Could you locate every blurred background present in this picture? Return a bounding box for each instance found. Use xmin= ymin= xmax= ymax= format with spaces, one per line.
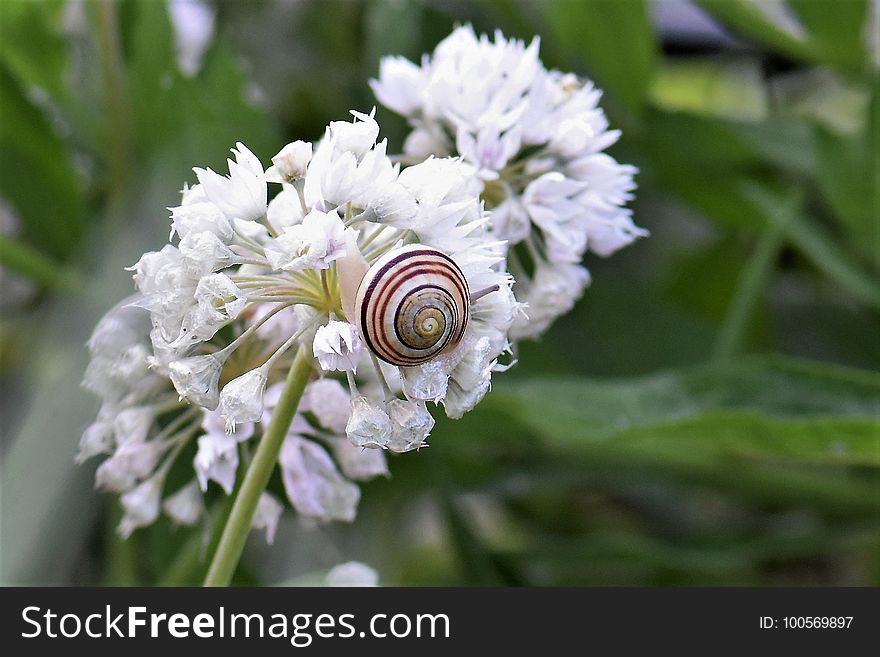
xmin=1 ymin=0 xmax=877 ymax=586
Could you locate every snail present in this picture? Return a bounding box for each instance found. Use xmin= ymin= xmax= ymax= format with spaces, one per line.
xmin=347 ymin=244 xmax=498 ymax=367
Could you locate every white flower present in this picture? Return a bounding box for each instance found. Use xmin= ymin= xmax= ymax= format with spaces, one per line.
xmin=442 ymin=336 xmax=495 ymax=419
xmin=345 ymin=395 xmax=392 ymax=449
xmin=331 ymin=437 xmax=389 ymax=481
xmin=95 ymin=434 xmax=163 ymax=493
xmin=373 ymin=27 xmax=644 ymax=340
xmin=456 ymin=124 xmax=522 ymax=180
xmin=266 ymin=186 xmax=305 ymax=233
xmin=167 ymin=0 xmax=215 ymax=77
xmin=129 ymin=245 xmax=197 ymax=343
xmin=118 ymin=474 xmax=164 ymax=538
xmin=450 ymin=335 xmax=495 ymax=391
xmin=313 ymin=320 xmax=362 ymax=372
xmin=194 ymin=143 xmax=266 ymax=222
xmin=168 ymin=354 xmax=223 ymax=409
xmin=511 ymin=262 xmax=591 ymax=340
xmin=179 ymin=231 xmax=238 ymax=276
xmin=403 ymin=128 xmax=441 ymax=160
xmin=194 ymin=273 xmax=247 ymax=324
xmin=233 ymin=217 xmax=270 ymax=242
xmin=279 ymin=436 xmax=360 ymax=523
xmin=264 ymin=209 xmax=351 ymax=272
xmin=522 ymin=172 xmax=589 ymax=263
xmin=444 ymin=376 xmax=492 ymax=420
xmin=387 ymin=399 xmax=434 ymax=452
xmin=369 ymin=55 xmax=424 ymax=115
xmin=582 ymin=210 xmax=647 ymax=258
xmin=325 ymin=561 xmax=379 ymax=587
xmin=252 ymin=492 xmax=283 ymax=544
xmin=266 ymin=140 xmax=312 ymax=183
xmin=218 ymin=368 xmax=267 ymax=433
xmin=302 ymin=378 xmax=351 ymax=434
xmin=80 ymin=106 xmax=530 ymax=539
xmin=76 ymin=417 xmax=116 ymax=463
xmin=401 ymin=357 xmax=451 ymax=403
xmin=328 ymin=109 xmax=380 ymax=158
xmin=169 ymin=199 xmax=233 ymax=242
xmin=488 ymin=196 xmax=531 ymax=244
xmin=302 ymin=111 xmax=391 ymax=209
xmin=162 ymin=480 xmax=204 ymax=526
xmin=202 ymin=406 xmax=254 ymax=441
xmin=168 ymin=273 xmax=246 ymax=349
xmin=194 ymin=432 xmax=238 ymax=494
xmin=95 ymin=458 xmax=139 ymax=494
xmin=91 ymin=345 xmax=154 ymax=396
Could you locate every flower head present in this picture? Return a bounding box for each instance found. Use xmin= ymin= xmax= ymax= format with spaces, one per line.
xmin=313 ymin=321 xmax=363 ymax=372
xmin=372 ymin=26 xmax=645 ymax=339
xmin=78 ymin=101 xmax=538 ymax=538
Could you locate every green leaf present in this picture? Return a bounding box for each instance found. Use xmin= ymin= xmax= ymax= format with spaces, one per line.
xmin=759 ymin=194 xmax=880 ymax=310
xmin=0 ymin=233 xmax=83 ymax=292
xmin=713 ymin=192 xmax=797 ymax=360
xmin=495 ymin=521 xmax=880 ymax=582
xmin=0 ymin=65 xmax=86 ymax=258
xmin=732 ymin=118 xmax=814 ymax=177
xmin=814 ymin=126 xmax=875 ymax=251
xmin=771 ymin=68 xmax=870 ymax=135
xmin=124 ymin=1 xmax=278 ymax=169
xmin=547 ymin=0 xmax=658 ymax=113
xmin=483 ymin=355 xmax=880 ymax=461
xmin=0 ymin=0 xmax=69 ymax=104
xmin=694 ymin=0 xmax=841 ymax=69
xmin=787 ymin=0 xmax=869 ymax=70
xmin=697 ymin=0 xmax=868 ymax=71
xmin=641 ymin=111 xmax=767 ymax=230
xmin=649 ymin=56 xmax=768 ymax=122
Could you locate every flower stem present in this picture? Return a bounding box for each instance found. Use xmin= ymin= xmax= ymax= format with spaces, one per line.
xmin=713 ymin=186 xmax=797 ymax=361
xmin=202 ymin=347 xmax=313 ymax=586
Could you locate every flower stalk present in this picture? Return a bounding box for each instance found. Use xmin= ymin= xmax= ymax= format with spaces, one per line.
xmin=203 ymin=346 xmax=312 ymax=587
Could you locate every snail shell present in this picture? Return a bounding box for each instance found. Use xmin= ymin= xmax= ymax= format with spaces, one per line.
xmin=354 ymin=245 xmax=470 ymax=366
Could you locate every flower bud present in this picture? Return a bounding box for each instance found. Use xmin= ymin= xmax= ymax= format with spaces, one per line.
xmin=168 ymin=354 xmax=223 ymax=409
xmin=118 ymin=474 xmax=164 ymax=538
xmin=387 ymin=398 xmax=434 ymax=452
xmin=346 ymin=395 xmax=392 ymax=449
xmin=252 ymin=492 xmax=283 ymax=544
xmin=162 ymin=480 xmax=204 ymax=526
xmin=313 ymin=320 xmax=362 ymax=373
xmin=194 ymin=433 xmax=239 ymax=493
xmin=268 ymin=140 xmax=312 ymax=183
xmin=218 ymin=368 xmax=267 ymax=433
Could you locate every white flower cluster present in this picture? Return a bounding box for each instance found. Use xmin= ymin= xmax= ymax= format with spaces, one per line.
xmin=79 ymin=26 xmax=643 ymax=543
xmin=80 ymin=108 xmax=516 ymax=538
xmin=78 ymin=300 xmax=387 ymax=539
xmin=371 ymin=25 xmax=645 ymax=339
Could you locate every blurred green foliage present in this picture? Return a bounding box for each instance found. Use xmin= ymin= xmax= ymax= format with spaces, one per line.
xmin=0 ymin=0 xmax=877 ymax=586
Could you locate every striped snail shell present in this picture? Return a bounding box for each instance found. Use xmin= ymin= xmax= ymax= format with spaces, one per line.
xmin=354 ymin=245 xmax=470 ymax=367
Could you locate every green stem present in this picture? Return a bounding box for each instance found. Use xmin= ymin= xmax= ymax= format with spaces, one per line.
xmin=0 ymin=234 xmax=84 ymax=293
xmin=713 ymin=223 xmax=787 ymax=361
xmin=202 ymin=347 xmax=313 ymax=586
xmin=159 ymin=489 xmax=236 ymax=586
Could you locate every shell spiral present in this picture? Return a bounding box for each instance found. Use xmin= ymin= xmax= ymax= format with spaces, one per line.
xmin=354 ymin=245 xmax=470 ymax=366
